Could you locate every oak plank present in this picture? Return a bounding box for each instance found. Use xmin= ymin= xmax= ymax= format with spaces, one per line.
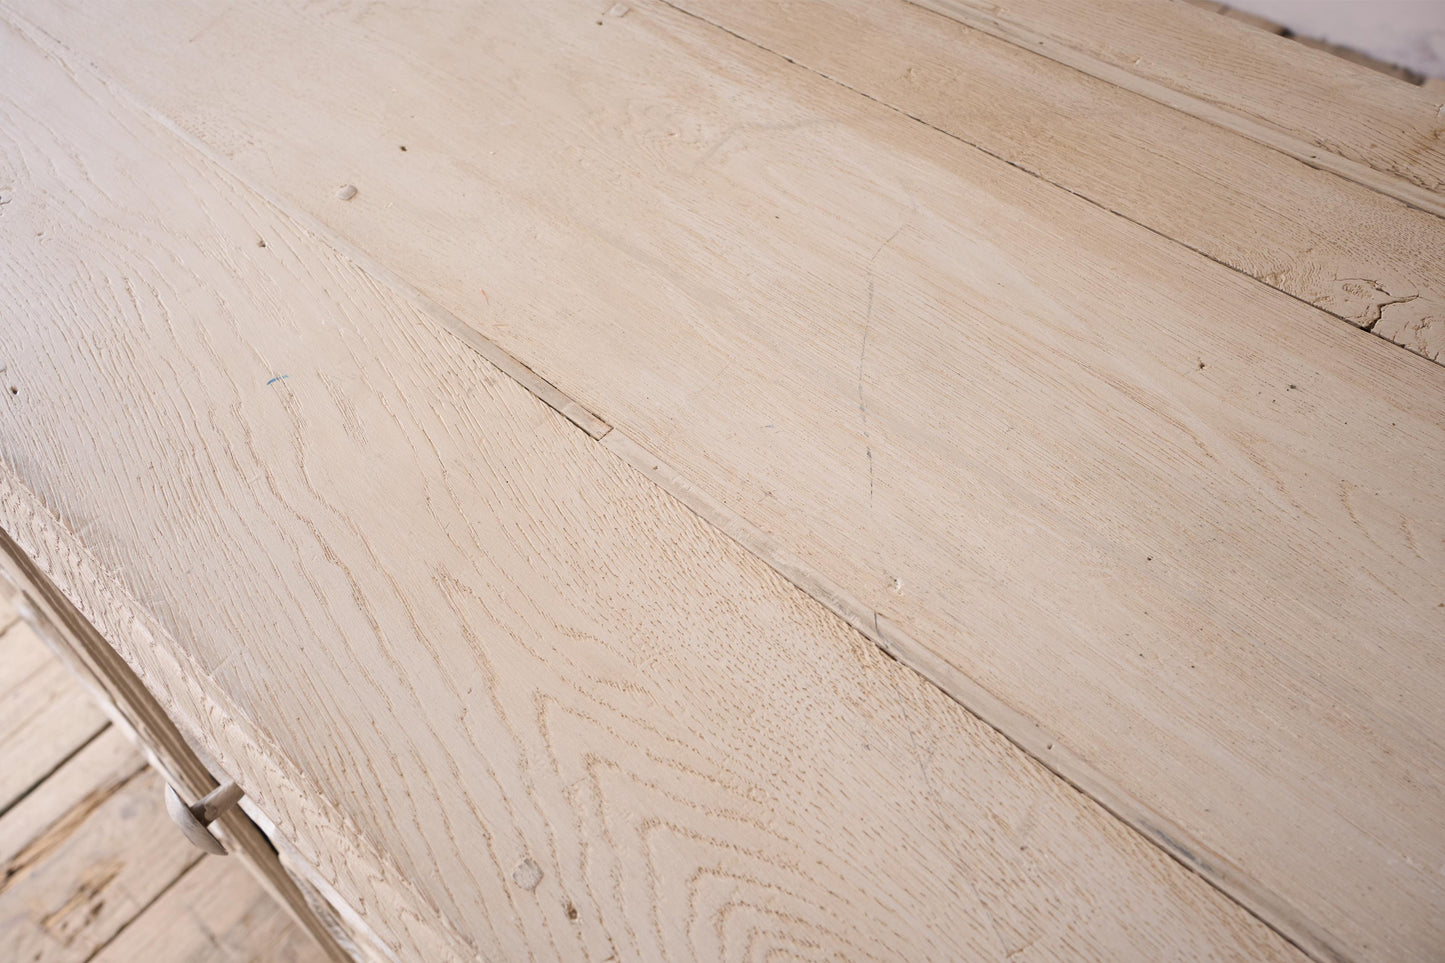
xmin=673 ymin=0 xmax=1445 ymax=363
xmin=7 ymin=2 xmax=1440 ymax=960
xmin=910 ymin=0 xmax=1445 ymax=214
xmin=0 ymin=16 xmax=1305 ymax=963
xmin=91 ymin=856 xmax=328 ymax=963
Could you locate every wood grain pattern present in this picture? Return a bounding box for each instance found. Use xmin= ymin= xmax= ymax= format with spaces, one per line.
xmin=909 ymin=0 xmax=1445 ymax=214
xmin=672 ymin=0 xmax=1445 ymax=363
xmin=8 ymin=2 xmax=1439 ymax=960
xmin=0 ymin=16 xmax=1306 ymax=963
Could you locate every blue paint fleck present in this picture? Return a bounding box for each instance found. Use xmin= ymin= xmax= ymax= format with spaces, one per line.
xmin=265 ymin=375 xmax=289 ymax=386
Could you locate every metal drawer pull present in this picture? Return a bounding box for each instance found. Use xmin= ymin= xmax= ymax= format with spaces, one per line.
xmin=165 ymin=781 xmax=245 ymax=855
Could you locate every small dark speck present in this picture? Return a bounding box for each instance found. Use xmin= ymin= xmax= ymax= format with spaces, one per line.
xmin=595 ymin=19 xmax=603 ymax=24
xmin=1197 ymin=361 xmax=1206 ymax=370
xmin=8 ymin=387 xmax=16 ymax=396
xmin=399 ymin=145 xmax=407 ymax=151
xmin=257 ymin=238 xmax=266 ymax=248
xmin=565 ymin=901 xmax=579 ymax=921
xmin=1287 ymin=384 xmax=1297 ymax=390
xmin=1146 ymin=556 xmax=1152 ymax=561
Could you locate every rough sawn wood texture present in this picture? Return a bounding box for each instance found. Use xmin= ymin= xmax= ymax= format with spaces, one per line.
xmin=0 ymin=1 xmax=1441 ymax=961
xmin=0 ymin=16 xmax=1313 ymax=963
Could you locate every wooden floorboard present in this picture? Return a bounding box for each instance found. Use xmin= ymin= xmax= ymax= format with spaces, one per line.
xmin=5 ymin=3 xmax=1436 ymax=960
xmin=0 ymin=621 xmax=109 ymax=815
xmin=0 ymin=761 xmax=201 ymax=960
xmin=0 ymin=15 xmax=1307 ymax=962
xmin=0 ymin=728 xmax=142 ymax=881
xmin=92 ymin=857 xmax=329 ymax=963
xmin=0 ymin=610 xmax=50 ymax=701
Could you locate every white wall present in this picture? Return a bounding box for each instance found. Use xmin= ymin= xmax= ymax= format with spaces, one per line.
xmin=1230 ymin=0 xmax=1445 ymax=77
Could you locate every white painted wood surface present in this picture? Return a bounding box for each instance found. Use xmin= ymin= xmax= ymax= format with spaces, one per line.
xmin=6 ymin=1 xmax=1439 ymax=959
xmin=0 ymin=15 xmax=1309 ymax=963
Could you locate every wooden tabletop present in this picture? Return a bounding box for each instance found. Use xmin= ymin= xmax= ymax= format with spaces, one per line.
xmin=1 ymin=2 xmax=1441 ymax=961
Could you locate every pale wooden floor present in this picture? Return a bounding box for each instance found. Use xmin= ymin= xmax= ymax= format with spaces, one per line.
xmin=0 ymin=593 xmax=327 ymax=963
